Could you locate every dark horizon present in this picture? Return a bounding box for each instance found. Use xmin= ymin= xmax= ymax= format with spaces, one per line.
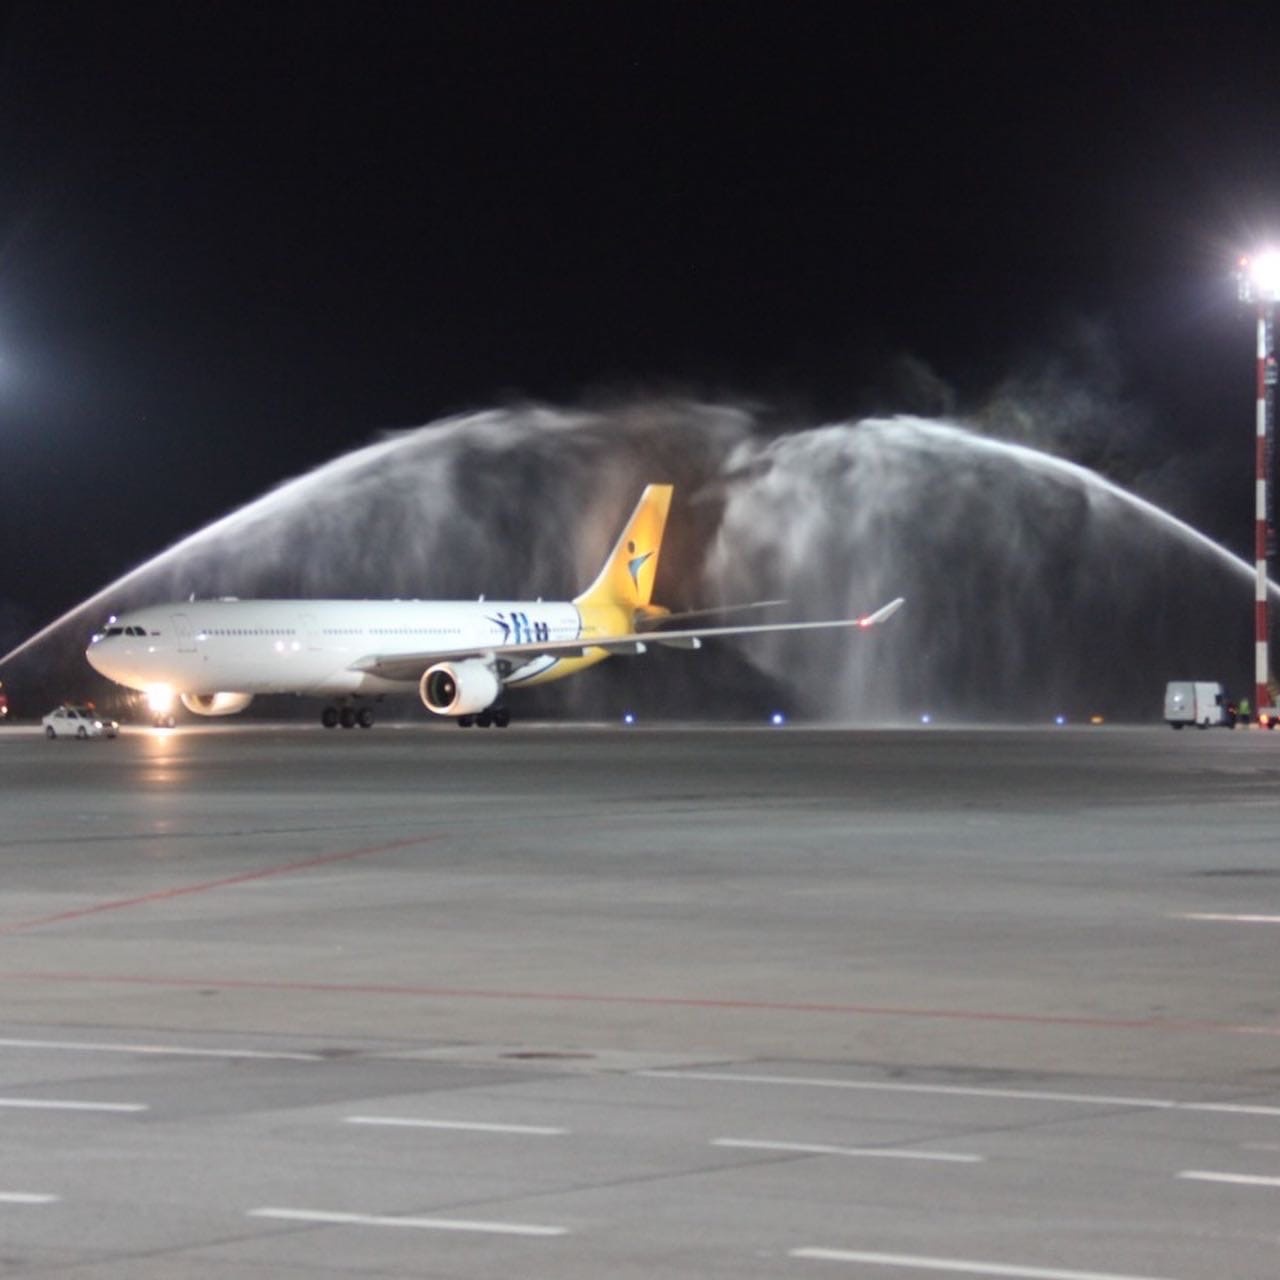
xmin=1 ymin=4 xmax=1278 ymax=677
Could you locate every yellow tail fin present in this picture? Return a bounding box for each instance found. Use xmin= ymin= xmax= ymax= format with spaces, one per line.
xmin=574 ymin=484 xmax=673 ymax=609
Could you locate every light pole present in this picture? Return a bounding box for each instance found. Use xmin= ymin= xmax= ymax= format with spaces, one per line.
xmin=1235 ymin=251 xmax=1280 ymax=719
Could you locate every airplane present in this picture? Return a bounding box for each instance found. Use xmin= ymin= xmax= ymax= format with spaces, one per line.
xmin=85 ymin=484 xmax=903 ymax=729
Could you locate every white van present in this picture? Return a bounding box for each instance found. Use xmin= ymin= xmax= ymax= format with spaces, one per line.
xmin=1164 ymin=681 xmax=1233 ymax=729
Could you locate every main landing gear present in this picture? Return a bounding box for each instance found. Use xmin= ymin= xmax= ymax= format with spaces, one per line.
xmin=321 ymin=704 xmax=375 ymax=729
xmin=457 ymin=707 xmax=511 ymax=728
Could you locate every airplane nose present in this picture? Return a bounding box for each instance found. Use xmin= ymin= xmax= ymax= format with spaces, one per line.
xmin=85 ymin=634 xmax=121 ymax=678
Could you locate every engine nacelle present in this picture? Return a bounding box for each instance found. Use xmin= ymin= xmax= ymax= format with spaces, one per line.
xmin=180 ymin=691 xmax=255 ymax=717
xmin=419 ymin=660 xmax=501 ymax=717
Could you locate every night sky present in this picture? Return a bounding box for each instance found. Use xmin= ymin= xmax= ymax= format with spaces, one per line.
xmin=1 ymin=2 xmax=1278 ymax=650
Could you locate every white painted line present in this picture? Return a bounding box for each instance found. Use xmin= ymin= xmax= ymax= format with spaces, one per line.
xmin=0 ymin=1098 xmax=146 ymax=1113
xmin=790 ymin=1246 xmax=1177 ymax=1279
xmin=1178 ymin=1170 xmax=1280 ymax=1188
xmin=1189 ymin=1101 xmax=1280 ymax=1116
xmin=643 ymin=1070 xmax=1280 ymax=1118
xmin=345 ymin=1116 xmax=566 ymax=1135
xmin=713 ymin=1138 xmax=982 ymax=1163
xmin=249 ymin=1207 xmax=567 ymax=1237
xmin=1175 ymin=913 xmax=1280 ymax=924
xmin=0 ymin=1036 xmax=320 ymax=1061
xmin=0 ymin=1193 xmax=59 ymax=1205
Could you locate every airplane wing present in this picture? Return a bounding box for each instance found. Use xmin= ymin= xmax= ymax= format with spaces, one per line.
xmin=350 ymin=597 xmax=904 ymax=684
xmin=634 ymin=599 xmax=787 ymax=630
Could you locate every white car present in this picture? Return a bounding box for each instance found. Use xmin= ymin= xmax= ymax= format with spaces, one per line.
xmin=42 ymin=705 xmax=119 ymax=740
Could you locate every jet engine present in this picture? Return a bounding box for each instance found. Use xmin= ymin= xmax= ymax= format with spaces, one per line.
xmin=419 ymin=660 xmax=501 ymax=716
xmin=180 ymin=692 xmax=255 ymax=716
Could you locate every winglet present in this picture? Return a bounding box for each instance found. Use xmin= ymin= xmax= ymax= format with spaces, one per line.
xmin=857 ymin=597 xmax=905 ymax=628
xmin=573 ymin=484 xmax=674 ymax=609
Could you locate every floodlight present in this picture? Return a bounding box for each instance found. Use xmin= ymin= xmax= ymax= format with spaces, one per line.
xmin=1237 ymin=251 xmax=1280 ymax=303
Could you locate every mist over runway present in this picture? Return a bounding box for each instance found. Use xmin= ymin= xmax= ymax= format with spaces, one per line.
xmin=2 ymin=723 xmax=1279 ymax=1276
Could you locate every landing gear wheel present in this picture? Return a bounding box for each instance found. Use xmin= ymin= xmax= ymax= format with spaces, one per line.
xmin=356 ymin=707 xmax=374 ymax=729
xmin=457 ymin=715 xmax=474 ymax=727
xmin=493 ymin=708 xmax=510 ymax=728
xmin=339 ymin=706 xmax=356 ymax=729
xmin=321 ymin=706 xmax=339 ymax=729
xmin=476 ymin=711 xmax=493 ymax=728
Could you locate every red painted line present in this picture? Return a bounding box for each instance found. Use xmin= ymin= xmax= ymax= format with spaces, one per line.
xmin=0 ymin=835 xmax=440 ymax=935
xmin=0 ymin=969 xmax=1275 ymax=1038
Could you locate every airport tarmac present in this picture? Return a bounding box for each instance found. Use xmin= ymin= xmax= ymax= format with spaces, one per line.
xmin=1 ymin=722 xmax=1279 ymax=1278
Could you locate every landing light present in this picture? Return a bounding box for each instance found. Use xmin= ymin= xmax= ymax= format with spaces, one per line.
xmin=146 ymin=686 xmax=175 ymax=715
xmin=1054 ymin=714 xmax=1067 ymax=726
xmin=920 ymin=713 xmax=932 ymax=725
xmin=622 ymin=712 xmax=636 ymax=726
xmin=770 ymin=711 xmax=786 ymax=726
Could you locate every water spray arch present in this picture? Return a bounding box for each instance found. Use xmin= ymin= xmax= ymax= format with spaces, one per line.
xmin=2 ymin=403 xmax=1266 ymax=722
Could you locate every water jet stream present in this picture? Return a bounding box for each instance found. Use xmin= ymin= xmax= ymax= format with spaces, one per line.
xmin=2 ymin=405 xmax=1267 ymax=721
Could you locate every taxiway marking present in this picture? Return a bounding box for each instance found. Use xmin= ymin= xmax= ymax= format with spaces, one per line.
xmin=644 ymin=1070 xmax=1280 ymax=1117
xmin=0 ymin=833 xmax=442 ymax=934
xmin=1178 ymin=1170 xmax=1280 ymax=1188
xmin=345 ymin=1116 xmax=566 ymax=1135
xmin=790 ymin=1247 xmax=1177 ymax=1279
xmin=3 ymin=970 xmax=1277 ymax=1038
xmin=0 ymin=1098 xmax=146 ymax=1113
xmin=0 ymin=1036 xmax=320 ymax=1061
xmin=713 ymin=1138 xmax=981 ymax=1163
xmin=0 ymin=1193 xmax=59 ymax=1205
xmin=1175 ymin=913 xmax=1280 ymax=924
xmin=249 ymin=1207 xmax=567 ymax=1237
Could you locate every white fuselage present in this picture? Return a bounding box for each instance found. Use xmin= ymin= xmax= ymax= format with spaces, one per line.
xmin=85 ymin=599 xmax=585 ymax=697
